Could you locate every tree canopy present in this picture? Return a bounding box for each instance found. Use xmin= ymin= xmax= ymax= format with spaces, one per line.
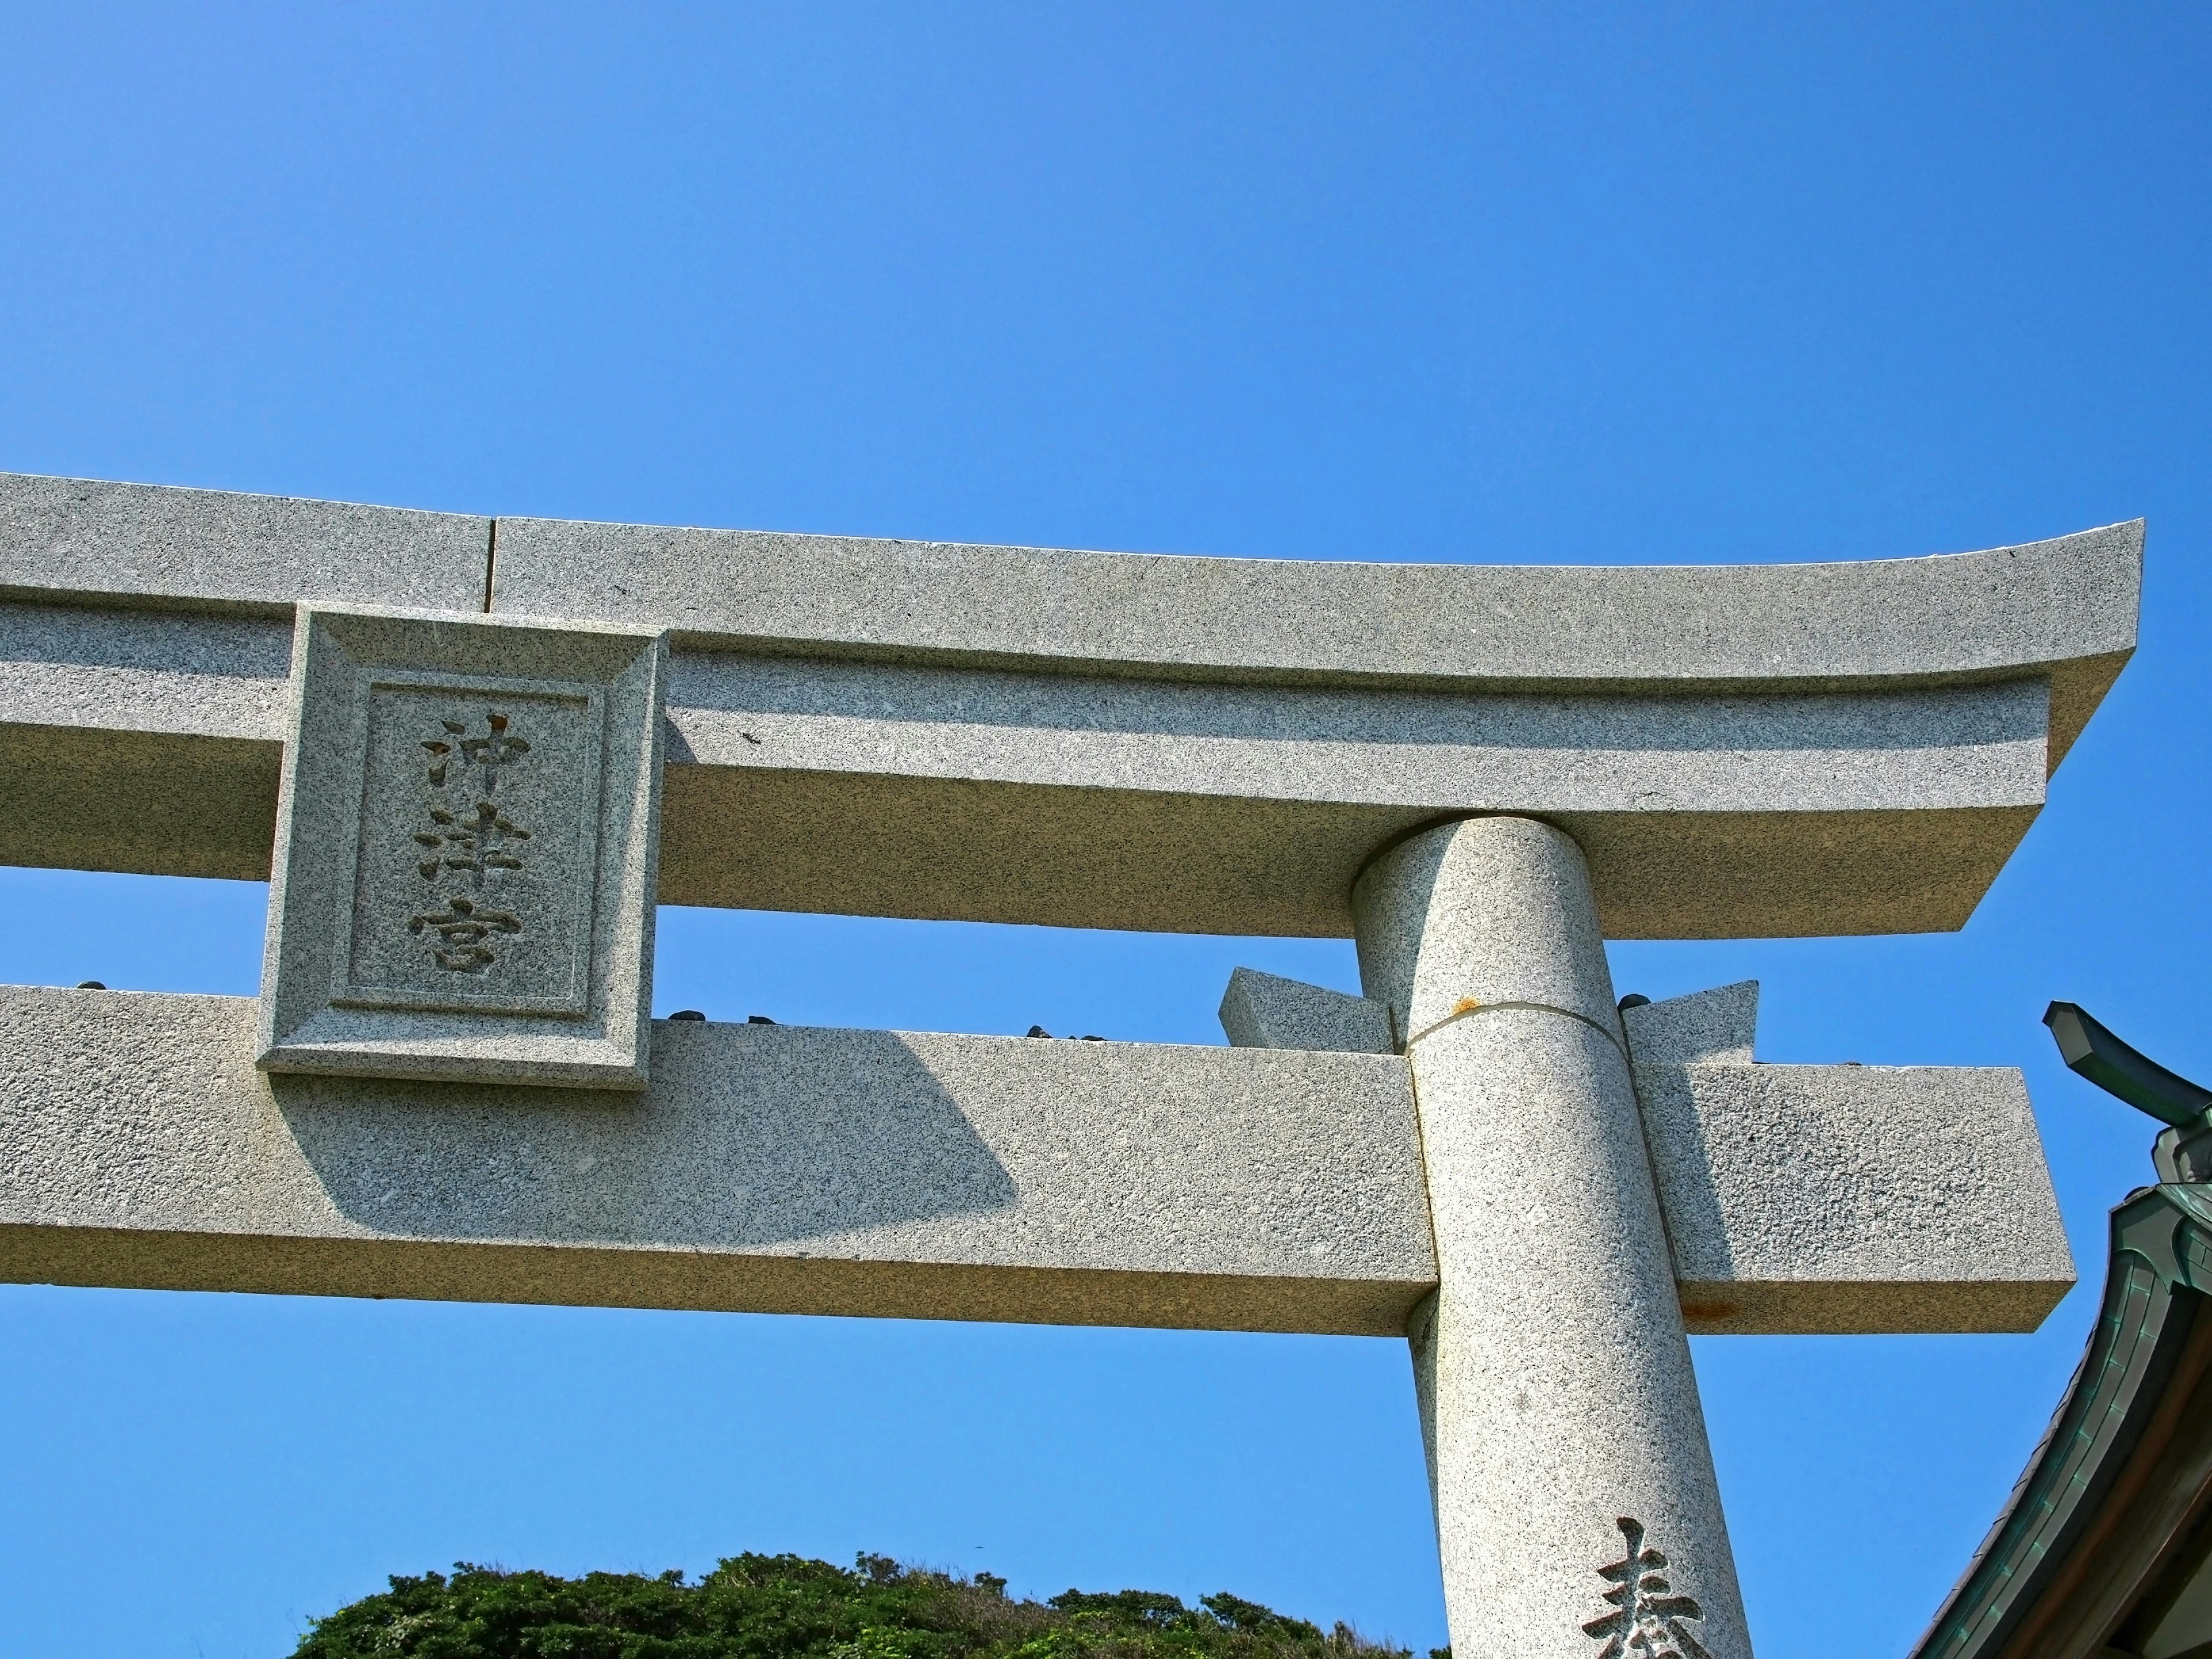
xmin=291 ymin=1551 xmax=1428 ymax=1659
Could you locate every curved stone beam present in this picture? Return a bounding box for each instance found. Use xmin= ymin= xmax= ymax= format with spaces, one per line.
xmin=492 ymin=511 xmax=2139 ymax=768
xmin=0 ymin=472 xmax=2141 ymax=938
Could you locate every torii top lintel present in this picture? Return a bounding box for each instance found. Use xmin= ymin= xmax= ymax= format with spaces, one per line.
xmin=0 ymin=471 xmax=2142 ymax=941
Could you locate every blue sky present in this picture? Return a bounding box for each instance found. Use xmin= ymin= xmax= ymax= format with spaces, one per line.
xmin=1 ymin=5 xmax=2209 ymax=1656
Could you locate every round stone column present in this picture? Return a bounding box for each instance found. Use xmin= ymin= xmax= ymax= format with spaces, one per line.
xmin=1353 ymin=816 xmax=1751 ymax=1659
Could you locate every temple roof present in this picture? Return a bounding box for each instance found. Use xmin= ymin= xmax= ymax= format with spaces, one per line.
xmin=1916 ymin=1020 xmax=2212 ymax=1659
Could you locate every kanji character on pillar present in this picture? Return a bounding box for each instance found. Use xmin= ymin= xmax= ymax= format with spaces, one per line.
xmin=1583 ymin=1517 xmax=1710 ymax=1659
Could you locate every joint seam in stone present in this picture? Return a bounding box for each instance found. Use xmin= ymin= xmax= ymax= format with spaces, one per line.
xmin=1403 ymin=998 xmax=1626 ymax=1060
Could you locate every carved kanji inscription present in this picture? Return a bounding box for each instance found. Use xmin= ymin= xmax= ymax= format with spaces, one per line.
xmin=258 ymin=607 xmax=666 ymax=1090
xmin=1584 ymin=1517 xmax=1711 ymax=1659
xmin=410 ymin=895 xmax=524 ymax=971
xmin=329 ymin=673 xmax=605 ymax=1018
xmin=409 ymin=712 xmax=535 ymax=966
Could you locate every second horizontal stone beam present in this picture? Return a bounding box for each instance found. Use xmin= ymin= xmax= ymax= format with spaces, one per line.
xmin=0 ymin=984 xmax=1435 ymax=1334
xmin=0 ymin=983 xmax=2074 ymax=1336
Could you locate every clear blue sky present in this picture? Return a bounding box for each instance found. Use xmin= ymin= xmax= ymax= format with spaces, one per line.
xmin=1 ymin=5 xmax=2207 ymax=1656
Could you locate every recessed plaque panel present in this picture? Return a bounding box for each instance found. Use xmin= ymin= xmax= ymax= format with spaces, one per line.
xmin=257 ymin=608 xmax=666 ymax=1089
xmin=334 ymin=674 xmax=604 ymax=1017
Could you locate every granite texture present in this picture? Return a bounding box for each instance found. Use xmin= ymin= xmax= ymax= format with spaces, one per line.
xmin=0 ymin=474 xmax=2142 ymax=940
xmin=1355 ymin=817 xmax=1752 ymax=1659
xmin=0 ymin=624 xmax=2054 ymax=935
xmin=1624 ymin=980 xmax=1761 ymax=1065
xmin=491 ymin=513 xmax=2138 ymax=768
xmin=1218 ymin=967 xmax=1395 ymax=1054
xmin=0 ymin=986 xmax=1436 ymax=1335
xmin=258 ymin=608 xmax=666 ymax=1089
xmin=1353 ymin=816 xmax=1628 ymax=1041
xmin=0 ymin=600 xmax=295 ymax=877
xmin=654 ymin=658 xmax=2049 ymax=937
xmin=0 ymin=471 xmax=490 ymax=612
xmin=1638 ymin=1063 xmax=2073 ymax=1335
xmin=1215 ymin=968 xmax=2073 ymax=1337
xmin=0 ymin=971 xmax=2077 ymax=1342
xmin=1623 ymin=980 xmax=2073 ymax=1333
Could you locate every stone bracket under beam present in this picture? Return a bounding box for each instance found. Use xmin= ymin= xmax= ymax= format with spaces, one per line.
xmin=1218 ymin=966 xmax=1395 ymax=1054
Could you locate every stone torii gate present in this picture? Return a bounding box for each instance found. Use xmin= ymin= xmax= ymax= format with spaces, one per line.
xmin=0 ymin=472 xmax=2139 ymax=1658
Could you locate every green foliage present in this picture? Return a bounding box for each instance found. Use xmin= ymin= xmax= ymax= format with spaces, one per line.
xmin=291 ymin=1551 xmax=1415 ymax=1659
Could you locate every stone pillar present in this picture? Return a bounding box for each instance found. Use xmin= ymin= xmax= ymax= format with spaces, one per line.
xmin=1353 ymin=816 xmax=1751 ymax=1659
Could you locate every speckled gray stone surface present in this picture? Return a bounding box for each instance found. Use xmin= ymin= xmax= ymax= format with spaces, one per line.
xmin=1353 ymin=817 xmax=1627 ymax=1041
xmin=0 ymin=471 xmax=489 ymax=612
xmin=257 ymin=609 xmax=666 ymax=1089
xmin=0 ymin=474 xmax=2141 ymax=938
xmin=0 ymin=468 xmax=485 ymax=881
xmin=0 ymin=601 xmax=291 ymax=877
xmin=0 ymin=986 xmax=1435 ymax=1335
xmin=490 ymin=513 xmax=2137 ymax=767
xmin=1218 ymin=967 xmax=1394 ymax=1053
xmin=1624 ymin=981 xmax=1761 ymax=1065
xmin=1357 ymin=817 xmax=1751 ymax=1659
xmin=654 ymin=660 xmax=2050 ymax=937
xmin=0 ymin=973 xmax=2077 ymax=1345
xmin=0 ymin=618 xmax=2059 ymax=936
xmin=1207 ymin=968 xmax=2070 ymax=1335
xmin=1639 ymin=1061 xmax=2073 ymax=1334
xmin=1623 ymin=981 xmax=2073 ymax=1333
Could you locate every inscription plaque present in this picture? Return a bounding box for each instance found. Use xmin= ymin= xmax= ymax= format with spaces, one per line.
xmin=257 ymin=608 xmax=666 ymax=1089
xmin=335 ymin=675 xmax=601 ymax=1016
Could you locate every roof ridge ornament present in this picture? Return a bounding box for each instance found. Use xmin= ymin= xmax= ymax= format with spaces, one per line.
xmin=2045 ymin=1001 xmax=2212 ymax=1185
